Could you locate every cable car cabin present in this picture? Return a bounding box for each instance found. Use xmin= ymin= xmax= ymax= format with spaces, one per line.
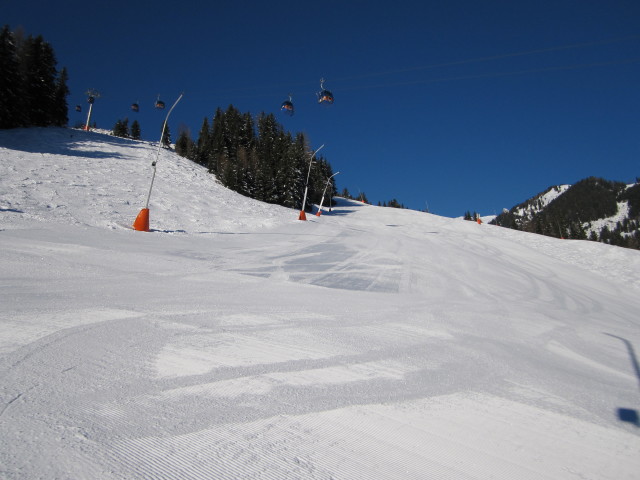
xmin=155 ymin=100 xmax=165 ymax=109
xmin=318 ymin=90 xmax=334 ymax=104
xmin=75 ymin=105 xmax=82 ymax=112
xmin=87 ymin=96 xmax=95 ymax=105
xmin=280 ymin=100 xmax=294 ymax=116
xmin=131 ymin=103 xmax=139 ymax=112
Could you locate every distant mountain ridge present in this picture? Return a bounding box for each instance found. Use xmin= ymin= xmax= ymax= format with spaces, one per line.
xmin=492 ymin=177 xmax=640 ymax=250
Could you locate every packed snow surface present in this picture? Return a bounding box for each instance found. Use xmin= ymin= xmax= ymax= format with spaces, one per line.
xmin=1 ymin=128 xmax=639 ymax=479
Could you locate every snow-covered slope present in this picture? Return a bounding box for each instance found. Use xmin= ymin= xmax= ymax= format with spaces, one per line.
xmin=512 ymin=184 xmax=571 ymax=218
xmin=1 ymin=128 xmax=639 ymax=479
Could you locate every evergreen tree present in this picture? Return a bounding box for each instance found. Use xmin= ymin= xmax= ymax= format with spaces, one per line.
xmin=255 ymin=112 xmax=284 ymax=202
xmin=112 ymin=119 xmax=123 ymax=137
xmin=112 ymin=118 xmax=129 ymax=138
xmin=236 ymin=112 xmax=257 ymax=197
xmin=121 ymin=118 xmax=129 ymax=137
xmin=195 ymin=117 xmax=211 ymax=167
xmin=385 ymin=198 xmax=405 ymax=209
xmin=175 ymin=129 xmax=196 ymax=160
xmin=276 ymin=132 xmax=305 ymax=209
xmin=208 ymin=109 xmax=225 ymax=173
xmin=161 ymin=123 xmax=171 ymax=147
xmin=52 ymin=66 xmax=69 ymax=126
xmin=0 ymin=26 xmax=23 ymax=128
xmin=130 ymin=120 xmax=141 ymax=140
xmin=218 ymin=105 xmax=245 ymax=191
xmin=19 ymin=35 xmax=58 ymax=126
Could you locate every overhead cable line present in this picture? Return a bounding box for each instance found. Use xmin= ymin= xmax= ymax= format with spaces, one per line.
xmin=331 ymin=34 xmax=640 ymax=83
xmin=335 ymin=57 xmax=640 ymax=91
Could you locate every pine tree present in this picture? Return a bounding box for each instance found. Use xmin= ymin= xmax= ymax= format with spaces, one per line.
xmin=19 ymin=35 xmax=58 ymax=126
xmin=52 ymin=66 xmax=69 ymax=126
xmin=235 ymin=112 xmax=257 ymax=196
xmin=208 ymin=109 xmax=225 ymax=173
xmin=218 ymin=105 xmax=244 ymax=190
xmin=255 ymin=112 xmax=283 ymax=202
xmin=161 ymin=123 xmax=171 ymax=147
xmin=175 ymin=129 xmax=196 ymax=160
xmin=130 ymin=120 xmax=141 ymax=140
xmin=195 ymin=117 xmax=211 ymax=167
xmin=112 ymin=118 xmax=129 ymax=138
xmin=112 ymin=119 xmax=122 ymax=137
xmin=0 ymin=26 xmax=23 ymax=128
xmin=275 ymin=132 xmax=304 ymax=208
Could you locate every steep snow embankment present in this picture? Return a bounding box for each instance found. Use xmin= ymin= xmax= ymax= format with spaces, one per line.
xmin=0 ymin=127 xmax=292 ymax=232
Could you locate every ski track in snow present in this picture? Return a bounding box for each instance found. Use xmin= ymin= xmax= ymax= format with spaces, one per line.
xmin=1 ymin=128 xmax=640 ymax=479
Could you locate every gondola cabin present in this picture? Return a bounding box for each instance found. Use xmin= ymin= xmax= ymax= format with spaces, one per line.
xmin=281 ymin=100 xmax=294 ymax=116
xmin=75 ymin=105 xmax=82 ymax=112
xmin=318 ymin=89 xmax=334 ymax=104
xmin=155 ymin=100 xmax=165 ymax=109
xmin=131 ymin=103 xmax=139 ymax=112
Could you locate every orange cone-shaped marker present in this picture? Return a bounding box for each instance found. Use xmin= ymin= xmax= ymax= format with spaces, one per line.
xmin=133 ymin=208 xmax=150 ymax=231
xmin=476 ymin=217 xmax=482 ymax=224
xmin=315 ymin=210 xmax=322 ymax=217
xmin=298 ymin=210 xmax=307 ymax=221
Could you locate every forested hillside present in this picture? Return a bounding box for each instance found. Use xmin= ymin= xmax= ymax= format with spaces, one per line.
xmin=174 ymin=105 xmax=337 ymax=211
xmin=493 ymin=177 xmax=640 ymax=250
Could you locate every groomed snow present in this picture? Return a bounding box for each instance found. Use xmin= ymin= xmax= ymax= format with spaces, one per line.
xmin=1 ymin=128 xmax=639 ymax=479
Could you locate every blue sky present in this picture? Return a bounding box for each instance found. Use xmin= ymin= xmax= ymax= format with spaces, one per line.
xmin=4 ymin=0 xmax=639 ymax=217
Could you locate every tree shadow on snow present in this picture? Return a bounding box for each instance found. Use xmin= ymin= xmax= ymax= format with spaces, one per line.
xmin=0 ymin=127 xmax=144 ymax=160
xmin=320 ymin=208 xmax=351 ymax=216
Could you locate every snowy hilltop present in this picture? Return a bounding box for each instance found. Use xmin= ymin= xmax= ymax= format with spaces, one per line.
xmin=495 ymin=179 xmax=640 ymax=248
xmin=1 ymin=127 xmax=639 ymax=479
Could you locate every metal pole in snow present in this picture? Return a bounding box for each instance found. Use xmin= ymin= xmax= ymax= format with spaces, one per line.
xmin=84 ymin=102 xmax=93 ymax=131
xmin=84 ymin=90 xmax=100 ymax=131
xmin=316 ymin=171 xmax=340 ymax=216
xmin=144 ymin=93 xmax=183 ymax=210
xmin=299 ymin=144 xmax=324 ymax=219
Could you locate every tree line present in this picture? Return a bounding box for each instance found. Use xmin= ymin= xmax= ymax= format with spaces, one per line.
xmin=112 ymin=118 xmax=173 ymax=148
xmin=174 ymin=105 xmax=337 ymax=211
xmin=112 ymin=118 xmax=142 ymax=140
xmin=0 ymin=25 xmax=69 ymax=129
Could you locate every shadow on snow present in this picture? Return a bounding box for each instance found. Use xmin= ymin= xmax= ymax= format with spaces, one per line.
xmin=605 ymin=333 xmax=640 ymax=427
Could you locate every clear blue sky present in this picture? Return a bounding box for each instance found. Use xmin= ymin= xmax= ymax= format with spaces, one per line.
xmin=4 ymin=0 xmax=639 ymax=217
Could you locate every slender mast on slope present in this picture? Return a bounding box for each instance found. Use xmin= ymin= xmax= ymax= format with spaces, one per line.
xmin=298 ymin=144 xmax=325 ymax=221
xmin=316 ymin=171 xmax=340 ymax=216
xmin=133 ymin=93 xmax=183 ymax=232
